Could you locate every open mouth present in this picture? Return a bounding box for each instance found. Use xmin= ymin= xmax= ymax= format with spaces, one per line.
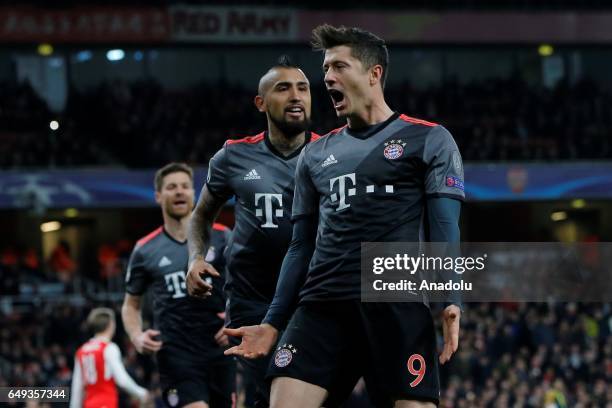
xmin=173 ymin=200 xmax=187 ymax=207
xmin=285 ymin=106 xmax=305 ymax=118
xmin=328 ymin=89 xmax=345 ymax=109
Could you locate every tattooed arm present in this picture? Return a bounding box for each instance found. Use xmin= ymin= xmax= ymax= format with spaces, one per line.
xmin=186 ymin=184 xmax=226 ymax=298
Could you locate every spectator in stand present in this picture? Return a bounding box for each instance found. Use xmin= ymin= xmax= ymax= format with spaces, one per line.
xmin=2 ymin=77 xmax=612 ymax=169
xmin=0 ymin=293 xmax=609 ymax=407
xmin=48 ymin=241 xmax=77 ymax=284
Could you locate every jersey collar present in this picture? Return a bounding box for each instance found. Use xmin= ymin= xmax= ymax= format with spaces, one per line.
xmin=344 ymin=112 xmax=400 ymax=140
xmin=264 ymin=131 xmax=312 ymax=161
xmin=163 ymin=226 xmax=187 ymax=245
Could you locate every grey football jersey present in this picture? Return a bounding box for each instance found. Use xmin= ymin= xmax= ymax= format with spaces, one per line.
xmin=292 ymin=113 xmax=465 ymax=302
xmin=125 ymin=225 xmax=229 ymax=357
xmin=206 ymin=131 xmax=321 ymax=304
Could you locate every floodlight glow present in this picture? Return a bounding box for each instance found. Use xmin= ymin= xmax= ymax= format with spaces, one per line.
xmin=76 ymin=50 xmax=93 ymax=62
xmin=551 ymin=211 xmax=567 ymax=222
xmin=38 ymin=43 xmax=53 ymax=56
xmin=41 ymin=221 xmax=61 ymax=233
xmin=538 ymin=44 xmax=554 ymax=57
xmin=106 ymin=49 xmax=125 ymax=61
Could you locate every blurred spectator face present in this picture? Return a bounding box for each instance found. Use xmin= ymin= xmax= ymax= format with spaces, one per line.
xmin=256 ymin=67 xmax=312 ymax=138
xmin=323 ymin=45 xmax=379 ymax=119
xmin=155 ymin=171 xmax=195 ymax=220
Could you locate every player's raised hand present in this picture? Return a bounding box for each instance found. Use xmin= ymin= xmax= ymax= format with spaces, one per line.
xmin=134 ymin=329 xmax=163 ymax=354
xmin=223 ymin=323 xmax=278 ymax=359
xmin=186 ymin=257 xmax=219 ymax=298
xmin=439 ymin=304 xmax=461 ymax=365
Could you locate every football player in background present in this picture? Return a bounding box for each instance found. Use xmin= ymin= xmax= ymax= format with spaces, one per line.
xmin=70 ymin=307 xmax=150 ymax=408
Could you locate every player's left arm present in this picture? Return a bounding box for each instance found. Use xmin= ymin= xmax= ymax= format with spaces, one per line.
xmin=105 ymin=343 xmax=149 ymax=402
xmin=223 ymin=217 xmax=317 ymax=358
xmin=423 ymin=125 xmax=465 ymax=364
xmin=427 ymin=197 xmax=462 ymax=364
xmin=69 ymin=358 xmax=83 ymax=408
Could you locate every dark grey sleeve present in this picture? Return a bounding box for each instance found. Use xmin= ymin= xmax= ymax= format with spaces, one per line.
xmin=427 ymin=197 xmax=462 ymax=309
xmin=205 ymin=144 xmax=233 ymax=201
xmin=423 ymin=126 xmax=465 ymax=201
xmin=291 ymin=148 xmax=318 ymax=220
xmin=124 ymin=247 xmax=150 ymax=295
xmin=262 ymin=215 xmax=317 ymax=330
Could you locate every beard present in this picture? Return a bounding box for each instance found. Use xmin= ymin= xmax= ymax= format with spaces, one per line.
xmin=269 ymin=112 xmax=311 ymax=138
xmin=164 ymin=200 xmax=193 ymax=221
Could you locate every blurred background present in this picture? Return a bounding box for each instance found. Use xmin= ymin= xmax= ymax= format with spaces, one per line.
xmin=0 ymin=1 xmax=611 ymax=407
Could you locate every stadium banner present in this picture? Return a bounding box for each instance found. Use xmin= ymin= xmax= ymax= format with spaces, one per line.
xmin=2 ymin=7 xmax=612 ymax=44
xmin=464 ymin=162 xmax=612 ymax=201
xmin=169 ymin=6 xmax=297 ymax=43
xmin=1 ymin=162 xmax=611 ymax=208
xmin=0 ymin=7 xmax=170 ymax=43
xmin=298 ymin=11 xmax=612 ymax=44
xmin=0 ymin=168 xmax=207 ymax=209
xmin=361 ymin=242 xmax=612 ymax=303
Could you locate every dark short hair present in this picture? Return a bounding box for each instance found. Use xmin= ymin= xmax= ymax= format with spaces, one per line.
xmin=274 ymin=54 xmax=298 ymax=69
xmin=258 ymin=55 xmax=305 ymax=95
xmin=154 ymin=162 xmax=194 ymax=192
xmin=86 ymin=307 xmax=115 ymax=334
xmin=311 ymin=24 xmax=389 ymax=88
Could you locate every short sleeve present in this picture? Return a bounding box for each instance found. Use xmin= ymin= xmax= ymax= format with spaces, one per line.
xmin=291 ymin=148 xmax=318 ymax=220
xmin=205 ymin=144 xmax=233 ymax=201
xmin=124 ymin=247 xmax=150 ymax=295
xmin=423 ymin=126 xmax=465 ymax=201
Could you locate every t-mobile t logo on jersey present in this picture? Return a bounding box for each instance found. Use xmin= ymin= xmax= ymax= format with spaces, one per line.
xmin=329 ymin=173 xmax=356 ymax=211
xmin=164 ymin=271 xmax=187 ymax=299
xmin=255 ymin=193 xmax=283 ymax=228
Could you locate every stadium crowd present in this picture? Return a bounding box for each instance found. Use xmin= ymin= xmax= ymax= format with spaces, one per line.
xmin=1 ymin=301 xmax=610 ymax=407
xmin=1 ymin=251 xmax=610 ymax=407
xmin=1 ymin=76 xmax=611 ymax=169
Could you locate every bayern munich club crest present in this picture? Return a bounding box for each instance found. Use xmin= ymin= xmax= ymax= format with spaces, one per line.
xmin=383 ymin=139 xmax=407 ymax=160
xmin=274 ymin=344 xmax=297 ymax=368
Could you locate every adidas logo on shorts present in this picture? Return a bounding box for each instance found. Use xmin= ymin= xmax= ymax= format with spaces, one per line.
xmin=321 ymin=154 xmax=338 ymax=167
xmin=244 ymin=169 xmax=261 ymax=180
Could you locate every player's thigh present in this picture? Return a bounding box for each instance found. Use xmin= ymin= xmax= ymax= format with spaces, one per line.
xmin=270 ymin=377 xmax=327 ymax=408
xmin=208 ymin=358 xmax=237 ymax=408
xmin=162 ymin=378 xmax=211 ymax=408
xmin=360 ymin=302 xmax=440 ymax=407
xmin=267 ymin=302 xmax=362 ymax=407
xmin=159 ymin=358 xmax=213 ymax=408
